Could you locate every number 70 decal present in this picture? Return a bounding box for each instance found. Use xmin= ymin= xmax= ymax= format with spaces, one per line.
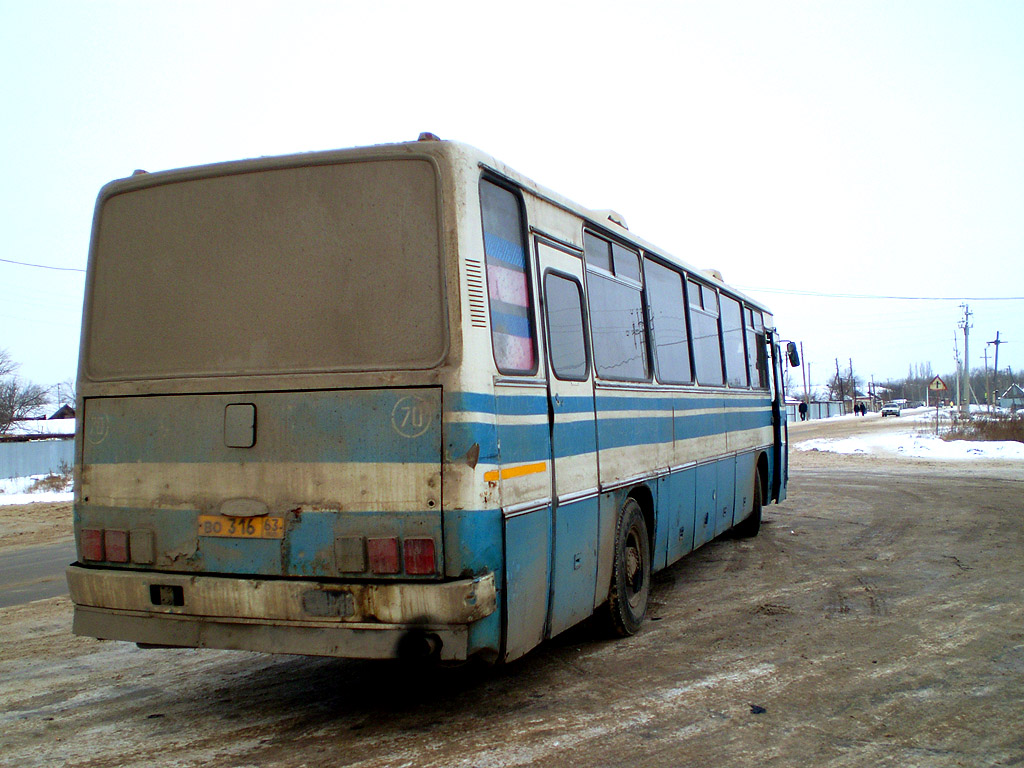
xmin=391 ymin=396 xmax=434 ymax=438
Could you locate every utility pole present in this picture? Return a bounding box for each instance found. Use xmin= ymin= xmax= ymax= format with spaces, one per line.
xmin=959 ymin=304 xmax=972 ymax=416
xmin=800 ymin=342 xmax=808 ymax=403
xmin=849 ymin=357 xmax=856 ymax=412
xmin=983 ymin=347 xmax=991 ymax=411
xmin=835 ymin=358 xmax=845 ymax=412
xmin=953 ymin=332 xmax=961 ymax=408
xmin=989 ymin=331 xmax=1004 ymax=402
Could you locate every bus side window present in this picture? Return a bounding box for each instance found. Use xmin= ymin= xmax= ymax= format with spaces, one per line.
xmin=480 ymin=179 xmax=537 ymax=375
xmin=746 ymin=307 xmax=768 ymax=388
xmin=612 ymin=243 xmax=641 ymax=282
xmin=644 ymin=258 xmax=692 ymax=384
xmin=588 ymin=273 xmax=648 ymax=381
xmin=720 ymin=294 xmax=748 ymax=387
xmin=585 ymin=231 xmax=647 ymax=382
xmin=544 ymin=272 xmax=589 ymax=381
xmin=688 ymin=280 xmax=724 ymax=386
xmin=584 ymin=231 xmax=612 ymax=272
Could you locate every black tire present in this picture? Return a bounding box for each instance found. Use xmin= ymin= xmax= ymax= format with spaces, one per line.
xmin=602 ymin=498 xmax=651 ymax=637
xmin=733 ymin=470 xmax=762 ymax=539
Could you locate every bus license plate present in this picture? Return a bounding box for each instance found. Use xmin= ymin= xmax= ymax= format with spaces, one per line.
xmin=198 ymin=515 xmax=285 ymax=539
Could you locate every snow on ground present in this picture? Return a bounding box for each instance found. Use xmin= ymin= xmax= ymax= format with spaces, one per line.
xmin=796 ymin=407 xmax=1024 ymax=461
xmin=797 ymin=432 xmax=1024 ymax=460
xmin=0 ymin=475 xmax=73 ymax=506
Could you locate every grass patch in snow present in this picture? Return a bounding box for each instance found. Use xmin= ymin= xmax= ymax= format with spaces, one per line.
xmin=944 ymin=413 xmax=1024 ymax=444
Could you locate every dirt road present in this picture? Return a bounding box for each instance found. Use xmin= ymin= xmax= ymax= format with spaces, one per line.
xmin=1 ymin=418 xmax=1022 ymax=767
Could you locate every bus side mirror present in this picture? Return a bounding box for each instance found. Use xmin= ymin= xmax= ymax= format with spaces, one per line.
xmin=787 ymin=341 xmax=800 ymax=367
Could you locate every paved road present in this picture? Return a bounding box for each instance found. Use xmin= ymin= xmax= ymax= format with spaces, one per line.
xmin=0 ymin=541 xmax=75 ymax=608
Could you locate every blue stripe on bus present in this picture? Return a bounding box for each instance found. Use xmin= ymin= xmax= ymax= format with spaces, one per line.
xmin=450 ymin=391 xmax=769 ymax=417
xmin=494 ymin=422 xmax=552 ymax=463
xmin=446 ymin=420 xmax=500 ymax=461
xmin=597 ymin=411 xmax=770 ymax=451
xmin=552 ymin=419 xmax=598 ymax=455
xmin=461 ymin=410 xmax=769 ymax=463
xmin=447 ymin=391 xmax=547 ymax=416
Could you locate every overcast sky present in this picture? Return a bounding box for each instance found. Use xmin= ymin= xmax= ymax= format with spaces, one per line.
xmin=2 ymin=0 xmax=1021 ymax=396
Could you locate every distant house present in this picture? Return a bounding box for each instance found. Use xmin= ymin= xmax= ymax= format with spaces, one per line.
xmin=50 ymin=404 xmax=76 ymax=420
xmin=999 ymin=383 xmax=1024 ymax=412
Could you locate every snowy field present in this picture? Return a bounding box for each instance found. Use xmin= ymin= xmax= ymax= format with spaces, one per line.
xmin=795 ymin=407 xmax=1024 ymax=461
xmin=0 ymin=475 xmax=73 ymax=506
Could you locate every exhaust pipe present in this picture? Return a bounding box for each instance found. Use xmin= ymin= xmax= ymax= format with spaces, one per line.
xmin=397 ymin=630 xmax=442 ymax=661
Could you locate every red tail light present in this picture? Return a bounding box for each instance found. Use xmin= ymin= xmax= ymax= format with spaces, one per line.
xmin=104 ymin=530 xmax=129 ymax=562
xmin=367 ymin=537 xmax=400 ymax=574
xmin=82 ymin=529 xmax=105 ymax=561
xmin=404 ymin=538 xmax=436 ymax=575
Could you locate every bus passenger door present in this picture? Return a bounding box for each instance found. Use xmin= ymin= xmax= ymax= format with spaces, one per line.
xmin=534 ymin=239 xmax=601 ymax=638
xmin=768 ymin=334 xmax=788 ymax=502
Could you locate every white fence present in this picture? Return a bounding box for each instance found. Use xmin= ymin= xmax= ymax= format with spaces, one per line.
xmin=0 ymin=439 xmax=75 ymax=480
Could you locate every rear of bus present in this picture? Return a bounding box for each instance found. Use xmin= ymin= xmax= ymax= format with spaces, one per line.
xmin=67 ymin=142 xmax=498 ymax=662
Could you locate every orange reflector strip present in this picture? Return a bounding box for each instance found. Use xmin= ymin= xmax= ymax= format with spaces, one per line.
xmin=483 ymin=461 xmax=547 ymax=482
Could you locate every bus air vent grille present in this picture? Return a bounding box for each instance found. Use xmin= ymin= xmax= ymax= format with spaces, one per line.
xmin=465 ymin=258 xmax=488 ymax=328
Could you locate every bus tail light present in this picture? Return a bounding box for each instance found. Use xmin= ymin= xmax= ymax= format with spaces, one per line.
xmin=104 ymin=530 xmax=129 ymax=562
xmin=81 ymin=529 xmax=105 ymax=561
xmin=404 ymin=538 xmax=436 ymax=575
xmin=367 ymin=538 xmax=400 ymax=574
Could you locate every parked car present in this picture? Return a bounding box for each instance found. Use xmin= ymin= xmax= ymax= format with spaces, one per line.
xmin=881 ymin=402 xmax=901 ymax=417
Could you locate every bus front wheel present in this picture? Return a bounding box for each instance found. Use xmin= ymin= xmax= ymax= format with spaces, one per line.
xmin=603 ymin=498 xmax=651 ymax=637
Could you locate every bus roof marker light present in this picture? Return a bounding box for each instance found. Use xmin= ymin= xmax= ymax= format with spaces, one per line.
xmin=418 ymin=132 xmax=441 ymax=141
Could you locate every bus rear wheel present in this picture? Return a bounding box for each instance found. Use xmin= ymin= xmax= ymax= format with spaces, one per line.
xmin=733 ymin=469 xmax=763 ymax=539
xmin=602 ymin=498 xmax=651 ymax=637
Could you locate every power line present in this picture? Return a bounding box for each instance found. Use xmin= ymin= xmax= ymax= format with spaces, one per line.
xmin=0 ymin=257 xmax=85 ymax=273
xmin=737 ymin=286 xmax=1024 ymax=301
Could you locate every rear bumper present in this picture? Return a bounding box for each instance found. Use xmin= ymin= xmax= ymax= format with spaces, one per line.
xmin=67 ymin=565 xmax=496 ymax=661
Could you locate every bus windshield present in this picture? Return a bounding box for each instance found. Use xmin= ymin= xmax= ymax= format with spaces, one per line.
xmin=84 ymin=158 xmax=446 ymax=380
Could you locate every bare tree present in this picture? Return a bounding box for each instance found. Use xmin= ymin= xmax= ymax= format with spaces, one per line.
xmin=0 ymin=348 xmax=50 ymax=434
xmin=783 ymin=369 xmax=796 ymax=396
xmin=56 ymin=378 xmax=76 ymax=407
xmin=0 ymin=348 xmax=14 ymax=380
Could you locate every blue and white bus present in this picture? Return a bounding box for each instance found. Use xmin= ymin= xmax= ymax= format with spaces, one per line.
xmin=68 ymin=136 xmax=797 ymax=664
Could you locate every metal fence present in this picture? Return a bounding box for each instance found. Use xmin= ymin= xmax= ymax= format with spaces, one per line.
xmin=0 ymin=438 xmax=75 ymax=480
xmin=787 ymin=401 xmax=845 ymax=422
